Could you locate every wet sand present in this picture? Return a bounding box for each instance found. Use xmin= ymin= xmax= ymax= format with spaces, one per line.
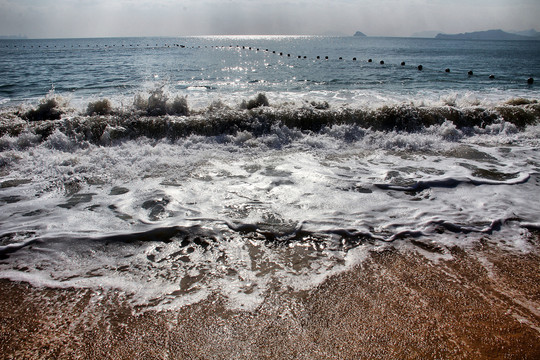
xmin=1 ymin=237 xmax=539 ymax=359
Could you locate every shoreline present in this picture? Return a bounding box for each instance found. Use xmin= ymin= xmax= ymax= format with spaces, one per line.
xmin=1 ymin=237 xmax=539 ymax=359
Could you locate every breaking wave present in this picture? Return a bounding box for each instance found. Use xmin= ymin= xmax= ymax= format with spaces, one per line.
xmin=1 ymin=93 xmax=539 ymax=149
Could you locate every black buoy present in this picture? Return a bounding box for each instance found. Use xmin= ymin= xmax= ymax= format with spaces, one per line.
xmin=528 ymin=77 xmax=534 ymax=84
xmin=317 ymin=56 xmax=320 ymax=59
xmin=468 ymin=70 xmax=474 ymax=76
xmin=401 ymin=61 xmax=405 ymax=66
xmin=339 ymin=57 xmax=343 ymax=60
xmin=325 ymin=56 xmax=329 ymax=60
xmin=368 ymin=59 xmax=372 ymax=63
xmin=353 ymin=57 xmax=357 ymax=61
xmin=304 ymin=56 xmax=307 ymax=59
xmin=489 ymin=74 xmax=495 ymax=79
xmin=445 ymin=68 xmax=450 ymax=73
xmin=298 ymin=55 xmax=301 ymax=59
xmin=418 ymin=65 xmax=423 ymax=71
xmin=380 ymin=60 xmax=384 ymax=65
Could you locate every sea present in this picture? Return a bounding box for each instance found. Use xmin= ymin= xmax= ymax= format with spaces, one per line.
xmin=0 ymin=36 xmax=539 ymax=310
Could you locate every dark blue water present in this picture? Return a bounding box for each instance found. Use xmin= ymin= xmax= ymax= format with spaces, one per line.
xmin=1 ymin=36 xmax=539 ymax=108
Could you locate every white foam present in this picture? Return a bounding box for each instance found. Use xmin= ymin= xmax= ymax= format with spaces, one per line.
xmin=0 ymin=113 xmax=539 ymax=309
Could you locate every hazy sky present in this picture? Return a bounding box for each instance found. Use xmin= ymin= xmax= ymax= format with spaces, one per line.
xmin=1 ymin=0 xmax=539 ymax=38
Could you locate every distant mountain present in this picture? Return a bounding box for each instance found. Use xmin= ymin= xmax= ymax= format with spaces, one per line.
xmin=353 ymin=31 xmax=367 ymax=37
xmin=435 ymin=29 xmax=538 ymax=41
xmin=510 ymin=29 xmax=540 ymax=38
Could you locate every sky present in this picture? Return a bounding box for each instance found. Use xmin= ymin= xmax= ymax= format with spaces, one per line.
xmin=0 ymin=0 xmax=539 ymax=38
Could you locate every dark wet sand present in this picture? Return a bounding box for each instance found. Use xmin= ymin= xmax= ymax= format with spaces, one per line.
xmin=1 ymin=237 xmax=539 ymax=359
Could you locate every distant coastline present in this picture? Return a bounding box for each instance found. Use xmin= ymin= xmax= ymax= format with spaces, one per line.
xmin=435 ymin=29 xmax=539 ymax=41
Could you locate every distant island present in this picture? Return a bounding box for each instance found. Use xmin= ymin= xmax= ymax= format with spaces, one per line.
xmin=435 ymin=29 xmax=539 ymax=41
xmin=353 ymin=31 xmax=367 ymax=37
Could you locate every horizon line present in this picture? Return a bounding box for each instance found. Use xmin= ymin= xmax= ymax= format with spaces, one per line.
xmin=2 ymin=29 xmax=538 ymax=41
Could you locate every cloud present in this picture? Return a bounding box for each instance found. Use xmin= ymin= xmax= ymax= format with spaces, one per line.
xmin=0 ymin=0 xmax=538 ymax=38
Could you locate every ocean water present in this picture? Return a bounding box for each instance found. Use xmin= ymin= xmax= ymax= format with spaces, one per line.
xmin=0 ymin=36 xmax=539 ymax=309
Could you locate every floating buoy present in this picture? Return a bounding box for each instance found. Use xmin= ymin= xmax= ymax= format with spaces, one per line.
xmin=325 ymin=56 xmax=329 ymax=60
xmin=418 ymin=65 xmax=423 ymax=71
xmin=380 ymin=60 xmax=384 ymax=64
xmin=468 ymin=70 xmax=474 ymax=76
xmin=317 ymin=56 xmax=320 ymax=59
xmin=401 ymin=61 xmax=405 ymax=66
xmin=339 ymin=57 xmax=343 ymax=60
xmin=445 ymin=68 xmax=450 ymax=73
xmin=298 ymin=55 xmax=301 ymax=59
xmin=288 ymin=54 xmax=290 ymax=57
xmin=528 ymin=77 xmax=534 ymax=84
xmin=368 ymin=59 xmax=372 ymax=63
xmin=304 ymin=56 xmax=307 ymax=59
xmin=489 ymin=74 xmax=495 ymax=79
xmin=353 ymin=57 xmax=357 ymax=61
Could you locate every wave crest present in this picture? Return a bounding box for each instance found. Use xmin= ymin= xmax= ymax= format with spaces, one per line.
xmin=1 ymin=94 xmax=538 ymax=148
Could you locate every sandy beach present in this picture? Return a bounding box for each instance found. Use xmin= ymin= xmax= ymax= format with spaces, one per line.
xmin=1 ymin=235 xmax=539 ymax=360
